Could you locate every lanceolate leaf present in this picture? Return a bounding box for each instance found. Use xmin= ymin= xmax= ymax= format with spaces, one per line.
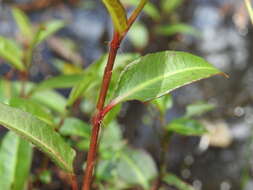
xmin=185 ymin=101 xmax=215 ymax=118
xmin=116 ymin=148 xmax=157 ymax=189
xmin=102 ymin=0 xmax=128 ymax=33
xmin=12 ymin=8 xmax=33 ymax=38
xmin=0 ymin=103 xmax=75 ymax=173
xmin=31 ymin=74 xmax=84 ymax=93
xmin=0 ymin=132 xmax=32 ymax=190
xmin=0 ymin=36 xmax=25 ymax=71
xmin=9 ymin=97 xmax=54 ymax=127
xmin=163 ymin=173 xmax=195 ymax=190
xmin=111 ymin=51 xmax=222 ymax=105
xmin=167 ymin=118 xmax=207 ymax=136
xmin=34 ymin=20 xmax=65 ymax=46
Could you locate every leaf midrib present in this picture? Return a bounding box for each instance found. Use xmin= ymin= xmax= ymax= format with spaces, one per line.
xmin=113 ymin=66 xmax=218 ymax=104
xmin=0 ymin=120 xmax=72 ymax=172
xmin=120 ymin=152 xmax=148 ymax=189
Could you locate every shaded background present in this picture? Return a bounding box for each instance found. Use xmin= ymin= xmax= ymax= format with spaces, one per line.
xmin=0 ymin=0 xmax=253 ymax=190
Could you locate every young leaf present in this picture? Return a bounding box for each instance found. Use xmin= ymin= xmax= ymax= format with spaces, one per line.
xmin=122 ymin=0 xmax=160 ymax=20
xmin=59 ymin=117 xmax=91 ymax=138
xmin=31 ymin=74 xmax=84 ymax=93
xmin=167 ymin=118 xmax=207 ymax=136
xmin=9 ymin=97 xmax=54 ymax=127
xmin=67 ymin=54 xmax=139 ymax=106
xmin=161 ymin=0 xmax=183 ymax=13
xmin=116 ymin=148 xmax=157 ymax=189
xmin=151 ymin=94 xmax=172 ymax=115
xmin=156 ymin=23 xmax=200 ymax=37
xmin=34 ymin=20 xmax=65 ymax=46
xmin=0 ymin=132 xmax=32 ymax=190
xmin=163 ymin=173 xmax=195 ymax=190
xmin=102 ymin=0 xmax=128 ymax=33
xmin=111 ymin=51 xmax=223 ymax=105
xmin=31 ymin=90 xmax=67 ymax=114
xmin=0 ymin=103 xmax=75 ymax=173
xmin=12 ymin=8 xmax=33 ymax=38
xmin=185 ymin=101 xmax=215 ymax=118
xmin=128 ymin=22 xmax=149 ymax=49
xmin=0 ymin=36 xmax=25 ymax=71
xmin=245 ymin=0 xmax=253 ymax=24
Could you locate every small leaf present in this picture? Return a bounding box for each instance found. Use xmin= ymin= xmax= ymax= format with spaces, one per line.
xmin=100 ymin=121 xmax=124 ymax=153
xmin=53 ymin=59 xmax=83 ymax=75
xmin=31 ymin=90 xmax=67 ymax=114
xmin=0 ymin=36 xmax=25 ymax=70
xmin=31 ymin=74 xmax=84 ymax=93
xmin=156 ymin=23 xmax=200 ymax=37
xmin=122 ymin=0 xmax=160 ymax=20
xmin=12 ymin=8 xmax=33 ymax=38
xmin=151 ymin=94 xmax=172 ymax=115
xmin=67 ymin=53 xmax=139 ymax=106
xmin=128 ymin=22 xmax=149 ymax=49
xmin=59 ymin=117 xmax=91 ymax=138
xmin=116 ymin=148 xmax=157 ymax=189
xmin=0 ymin=103 xmax=75 ymax=172
xmin=185 ymin=101 xmax=215 ymax=118
xmin=245 ymin=0 xmax=253 ymax=24
xmin=39 ymin=170 xmax=52 ymax=184
xmin=9 ymin=97 xmax=54 ymax=127
xmin=163 ymin=173 xmax=195 ymax=190
xmin=167 ymin=118 xmax=207 ymax=136
xmin=102 ymin=0 xmax=128 ymax=33
xmin=161 ymin=0 xmax=183 ymax=13
xmin=0 ymin=132 xmax=32 ymax=190
xmin=34 ymin=20 xmax=65 ymax=46
xmin=111 ymin=51 xmax=222 ymax=105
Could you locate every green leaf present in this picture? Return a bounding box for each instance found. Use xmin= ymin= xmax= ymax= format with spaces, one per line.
xmin=116 ymin=148 xmax=157 ymax=189
xmin=31 ymin=74 xmax=84 ymax=93
xmin=31 ymin=90 xmax=67 ymax=114
xmin=128 ymin=22 xmax=149 ymax=49
xmin=167 ymin=118 xmax=207 ymax=136
xmin=122 ymin=0 xmax=160 ymax=20
xmin=9 ymin=97 xmax=54 ymax=127
xmin=67 ymin=53 xmax=139 ymax=106
xmin=102 ymin=0 xmax=128 ymax=33
xmin=0 ymin=132 xmax=32 ymax=190
xmin=0 ymin=103 xmax=75 ymax=173
xmin=163 ymin=173 xmax=195 ymax=190
xmin=151 ymin=94 xmax=172 ymax=115
xmin=156 ymin=23 xmax=200 ymax=37
xmin=0 ymin=36 xmax=25 ymax=70
xmin=111 ymin=51 xmax=222 ymax=105
xmin=12 ymin=8 xmax=33 ymax=38
xmin=34 ymin=20 xmax=65 ymax=46
xmin=53 ymin=59 xmax=83 ymax=75
xmin=59 ymin=117 xmax=90 ymax=138
xmin=245 ymin=0 xmax=253 ymax=25
xmin=185 ymin=101 xmax=215 ymax=118
xmin=161 ymin=0 xmax=183 ymax=13
xmin=39 ymin=170 xmax=52 ymax=184
xmin=103 ymin=104 xmax=122 ymax=126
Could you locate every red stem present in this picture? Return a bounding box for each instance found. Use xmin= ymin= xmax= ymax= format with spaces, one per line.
xmin=81 ymin=2 xmax=147 ymax=189
xmin=81 ymin=32 xmax=121 ymax=190
xmin=71 ymin=174 xmax=79 ymax=190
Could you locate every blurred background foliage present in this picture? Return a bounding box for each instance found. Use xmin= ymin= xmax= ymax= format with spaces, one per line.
xmin=0 ymin=0 xmax=253 ymax=190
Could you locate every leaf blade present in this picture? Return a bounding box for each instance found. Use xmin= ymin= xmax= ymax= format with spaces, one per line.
xmin=163 ymin=173 xmax=195 ymax=190
xmin=111 ymin=51 xmax=222 ymax=105
xmin=102 ymin=0 xmax=128 ymax=33
xmin=0 ymin=132 xmax=32 ymax=190
xmin=0 ymin=36 xmax=25 ymax=71
xmin=0 ymin=103 xmax=75 ymax=173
